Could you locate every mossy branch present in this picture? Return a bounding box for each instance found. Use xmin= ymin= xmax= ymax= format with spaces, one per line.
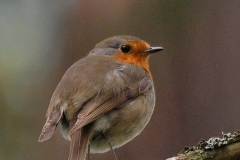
xmin=167 ymin=131 xmax=240 ymax=160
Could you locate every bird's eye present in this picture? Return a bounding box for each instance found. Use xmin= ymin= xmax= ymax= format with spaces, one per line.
xmin=120 ymin=45 xmax=131 ymax=54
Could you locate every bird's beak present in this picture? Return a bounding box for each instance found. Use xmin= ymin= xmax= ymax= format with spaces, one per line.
xmin=144 ymin=46 xmax=164 ymax=53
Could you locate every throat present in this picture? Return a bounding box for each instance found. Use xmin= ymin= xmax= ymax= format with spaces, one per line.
xmin=134 ymin=57 xmax=151 ymax=77
xmin=114 ymin=54 xmax=152 ymax=78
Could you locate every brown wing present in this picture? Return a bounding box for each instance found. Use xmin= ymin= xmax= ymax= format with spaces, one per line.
xmin=68 ymin=77 xmax=152 ymax=160
xmin=38 ymin=76 xmax=151 ymax=143
xmin=69 ymin=77 xmax=151 ymax=134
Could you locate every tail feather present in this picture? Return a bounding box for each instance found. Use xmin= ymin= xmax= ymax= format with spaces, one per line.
xmin=38 ymin=108 xmax=63 ymax=142
xmin=68 ymin=125 xmax=92 ymax=160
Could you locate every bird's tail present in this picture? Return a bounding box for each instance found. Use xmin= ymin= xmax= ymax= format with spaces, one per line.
xmin=68 ymin=125 xmax=92 ymax=160
xmin=38 ymin=108 xmax=63 ymax=142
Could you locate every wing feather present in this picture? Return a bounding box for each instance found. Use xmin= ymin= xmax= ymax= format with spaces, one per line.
xmin=69 ymin=78 xmax=151 ymax=134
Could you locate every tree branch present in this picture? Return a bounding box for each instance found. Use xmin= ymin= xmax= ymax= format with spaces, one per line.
xmin=167 ymin=131 xmax=240 ymax=160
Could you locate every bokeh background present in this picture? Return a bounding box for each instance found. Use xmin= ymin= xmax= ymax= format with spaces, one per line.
xmin=1 ymin=1 xmax=240 ymax=160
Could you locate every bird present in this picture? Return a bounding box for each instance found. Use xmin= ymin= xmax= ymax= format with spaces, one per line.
xmin=38 ymin=35 xmax=164 ymax=160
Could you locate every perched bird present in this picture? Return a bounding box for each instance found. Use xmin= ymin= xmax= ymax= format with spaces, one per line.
xmin=39 ymin=35 xmax=164 ymax=160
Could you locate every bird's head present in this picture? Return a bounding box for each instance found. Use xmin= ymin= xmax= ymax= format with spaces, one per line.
xmin=89 ymin=35 xmax=164 ymax=74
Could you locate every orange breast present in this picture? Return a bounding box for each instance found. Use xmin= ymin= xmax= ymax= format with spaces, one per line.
xmin=113 ymin=53 xmax=152 ymax=78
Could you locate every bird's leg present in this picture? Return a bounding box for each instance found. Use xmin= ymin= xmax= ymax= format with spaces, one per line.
xmin=87 ymin=144 xmax=90 ymax=160
xmin=103 ymin=134 xmax=118 ymax=160
xmin=108 ymin=141 xmax=118 ymax=160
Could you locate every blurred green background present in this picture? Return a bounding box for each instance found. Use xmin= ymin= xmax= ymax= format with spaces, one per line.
xmin=1 ymin=0 xmax=240 ymax=159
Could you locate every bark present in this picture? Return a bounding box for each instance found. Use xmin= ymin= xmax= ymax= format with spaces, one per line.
xmin=167 ymin=131 xmax=240 ymax=160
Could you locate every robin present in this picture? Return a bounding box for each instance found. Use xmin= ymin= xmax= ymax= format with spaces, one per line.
xmin=39 ymin=35 xmax=164 ymax=160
